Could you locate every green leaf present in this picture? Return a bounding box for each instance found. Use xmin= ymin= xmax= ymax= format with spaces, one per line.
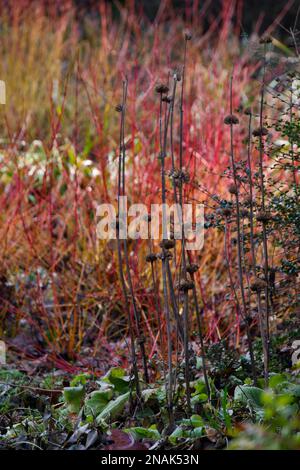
xmin=234 ymin=385 xmax=263 ymax=409
xmin=63 ymin=386 xmax=85 ymax=413
xmin=191 ymin=393 xmax=208 ymax=405
xmin=190 ymin=414 xmax=204 ymax=428
xmin=103 ymin=367 xmax=130 ymax=393
xmin=96 ymin=391 xmax=130 ymax=423
xmin=269 ymin=374 xmax=286 ymax=389
xmin=126 ymin=427 xmax=160 ymax=441
xmin=191 ymin=427 xmax=203 ymax=438
xmin=85 ymin=390 xmax=113 ymax=417
xmin=169 ymin=426 xmax=186 ymax=445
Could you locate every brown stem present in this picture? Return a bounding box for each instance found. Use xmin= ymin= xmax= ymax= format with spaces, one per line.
xmin=159 ymin=92 xmax=174 ymax=425
xmin=228 ymin=76 xmax=257 ymax=383
xmin=179 ymin=38 xmax=191 ymax=412
xmin=117 ymin=80 xmax=140 ymax=399
xmin=246 ymin=110 xmax=268 ymax=385
xmin=121 ymin=79 xmax=149 ymax=384
xmin=258 ymin=48 xmax=270 ymax=385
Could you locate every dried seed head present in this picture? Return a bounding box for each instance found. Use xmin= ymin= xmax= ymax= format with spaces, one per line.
xmin=162 ymin=95 xmax=173 ymax=103
xmin=243 ymin=195 xmax=253 ymax=205
xmin=224 ymin=114 xmax=239 ymax=125
xmin=250 ymin=278 xmax=267 ymax=292
xmin=228 ymin=183 xmax=238 ymax=195
xmin=186 ymin=263 xmax=199 ymax=274
xmin=155 ymin=83 xmax=169 ymax=94
xmin=115 ymin=104 xmax=123 ymax=112
xmin=157 ymin=250 xmax=173 ymax=261
xmin=221 ymin=207 xmax=232 ymax=217
xmin=184 ymin=30 xmax=192 ymax=41
xmin=256 ymin=211 xmax=272 ymax=223
xmin=240 ymin=209 xmax=249 ymax=218
xmin=177 ymin=278 xmax=194 ymax=292
xmin=180 ymin=168 xmax=190 ymax=183
xmin=244 ymin=107 xmax=252 ymax=116
xmin=259 ymin=36 xmax=272 ymax=44
xmin=252 ymin=127 xmax=269 ymax=137
xmin=146 ymin=253 xmax=157 ymax=263
xmin=159 ymin=239 xmax=176 ymax=250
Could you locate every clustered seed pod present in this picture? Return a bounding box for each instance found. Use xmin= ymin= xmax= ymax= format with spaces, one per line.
xmin=250 ymin=278 xmax=267 ymax=292
xmin=259 ymin=36 xmax=272 ymax=44
xmin=115 ymin=104 xmax=123 ymax=112
xmin=184 ymin=30 xmax=192 ymax=41
xmin=256 ymin=211 xmax=272 ymax=223
xmin=155 ymin=83 xmax=169 ymax=94
xmin=224 ymin=114 xmax=239 ymax=125
xmin=240 ymin=209 xmax=249 ymax=218
xmin=252 ymin=127 xmax=269 ymax=137
xmin=186 ymin=263 xmax=199 ymax=274
xmin=243 ymin=195 xmax=253 ymax=205
xmin=162 ymin=95 xmax=173 ymax=103
xmin=177 ymin=278 xmax=194 ymax=292
xmin=244 ymin=107 xmax=252 ymax=116
xmin=177 ymin=168 xmax=190 ymax=183
xmin=228 ymin=183 xmax=238 ymax=195
xmin=157 ymin=250 xmax=173 ymax=261
xmin=159 ymin=239 xmax=176 ymax=250
xmin=169 ymin=168 xmax=190 ymax=186
xmin=221 ymin=207 xmax=232 ymax=217
xmin=146 ymin=253 xmax=157 ymax=263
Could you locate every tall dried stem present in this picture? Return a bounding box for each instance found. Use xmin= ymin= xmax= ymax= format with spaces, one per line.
xmin=227 ymin=76 xmax=257 ymax=383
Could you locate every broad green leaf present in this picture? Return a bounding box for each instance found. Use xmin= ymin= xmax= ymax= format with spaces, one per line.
xmin=63 ymin=386 xmax=85 ymax=413
xmin=234 ymin=385 xmax=263 ymax=409
xmin=269 ymin=374 xmax=286 ymax=389
xmin=96 ymin=391 xmax=130 ymax=423
xmin=191 ymin=427 xmax=203 ymax=438
xmin=103 ymin=367 xmax=130 ymax=393
xmin=169 ymin=426 xmax=186 ymax=445
xmin=85 ymin=389 xmax=113 ymax=417
xmin=126 ymin=427 xmax=160 ymax=441
xmin=190 ymin=414 xmax=204 ymax=428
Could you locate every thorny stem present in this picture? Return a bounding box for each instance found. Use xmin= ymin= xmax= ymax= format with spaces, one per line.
xmin=121 ymin=79 xmax=149 ymax=384
xmin=229 ymin=76 xmax=257 ymax=384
